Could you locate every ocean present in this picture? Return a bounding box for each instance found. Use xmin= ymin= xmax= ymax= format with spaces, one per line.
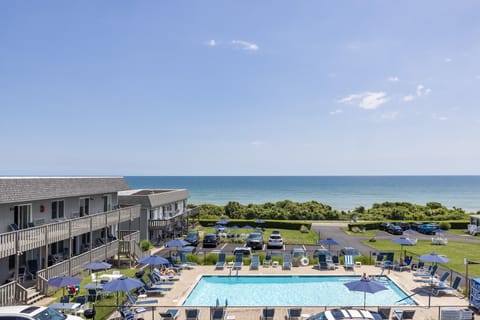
xmin=125 ymin=176 xmax=480 ymax=212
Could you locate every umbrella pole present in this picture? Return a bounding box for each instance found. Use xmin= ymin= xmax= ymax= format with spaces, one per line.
xmin=364 ymin=291 xmax=366 ymax=309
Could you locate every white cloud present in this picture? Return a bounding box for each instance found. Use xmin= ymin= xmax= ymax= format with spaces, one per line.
xmin=416 ymin=84 xmax=431 ymax=97
xmin=231 ymin=40 xmax=259 ymax=51
xmin=338 ymin=92 xmax=388 ymax=110
xmin=387 ymin=76 xmax=399 ymax=82
xmin=403 ymin=95 xmax=415 ymax=102
xmin=206 ymin=39 xmax=216 ymax=47
xmin=329 ymin=109 xmax=343 ymax=115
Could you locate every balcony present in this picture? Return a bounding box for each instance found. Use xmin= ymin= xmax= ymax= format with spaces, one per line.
xmin=148 ymin=206 xmax=199 ymax=230
xmin=0 ymin=205 xmax=141 ymax=259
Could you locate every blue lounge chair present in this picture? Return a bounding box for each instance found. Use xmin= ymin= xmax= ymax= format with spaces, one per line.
xmin=433 ymin=276 xmax=461 ymax=296
xmin=159 ymin=309 xmax=179 ymax=320
xmin=422 ymin=271 xmax=450 ymax=285
xmin=250 ymin=255 xmax=260 ymax=270
xmin=148 ymin=273 xmax=174 ymax=286
xmin=374 ymin=254 xmax=385 ymax=267
xmin=126 ymin=292 xmax=158 ymax=305
xmin=287 ymin=308 xmax=302 ymax=320
xmin=413 ymin=265 xmax=437 ymax=278
xmin=216 ymin=253 xmax=226 ymax=270
xmin=140 ymin=278 xmax=171 ymax=290
xmin=344 ymin=255 xmax=354 ymax=270
xmin=178 ymin=252 xmax=197 ymax=269
xmin=234 ymin=253 xmax=243 ymax=270
xmin=210 ymin=307 xmax=226 ymax=320
xmin=185 ymin=308 xmax=200 ymax=320
xmin=283 ymin=254 xmax=292 ymax=270
xmin=263 ymin=254 xmax=272 ymax=267
xmin=392 ymin=310 xmax=415 ymax=320
xmin=318 ymin=255 xmax=335 ymax=270
xmin=261 ymin=307 xmax=275 ymax=320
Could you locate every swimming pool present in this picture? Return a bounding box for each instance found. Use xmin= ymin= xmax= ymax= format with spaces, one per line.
xmin=183 ymin=276 xmax=416 ymax=307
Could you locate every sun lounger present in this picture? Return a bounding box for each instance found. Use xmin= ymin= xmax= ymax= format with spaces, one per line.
xmin=263 ymin=255 xmax=272 ymax=267
xmin=392 ymin=309 xmax=415 ymax=320
xmin=216 ymin=253 xmax=226 ymax=270
xmin=234 ymin=253 xmax=243 ymax=270
xmin=318 ymin=255 xmax=335 ymax=270
xmin=377 ymin=307 xmax=391 ymax=320
xmin=140 ymin=278 xmax=171 ymax=290
xmin=433 ymin=276 xmax=461 ymax=296
xmin=261 ymin=307 xmax=275 ymax=320
xmin=344 ymin=255 xmax=354 ymax=270
xmin=250 ymin=255 xmax=260 ymax=270
xmin=374 ymin=254 xmax=385 ymax=267
xmin=185 ymin=308 xmax=200 ymax=320
xmin=153 ymin=268 xmax=180 ymax=281
xmin=148 ymin=273 xmax=174 ymax=285
xmin=178 ymin=252 xmax=197 ymax=269
xmin=159 ymin=309 xmax=179 ymax=320
xmin=283 ymin=254 xmax=292 ymax=270
xmin=126 ymin=292 xmax=158 ymax=305
xmin=287 ymin=308 xmax=302 ymax=320
xmin=422 ymin=271 xmax=450 ymax=285
xmin=210 ymin=307 xmax=226 ymax=320
xmin=413 ymin=265 xmax=437 ymax=278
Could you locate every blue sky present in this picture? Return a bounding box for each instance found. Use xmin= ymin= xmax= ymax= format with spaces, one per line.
xmin=1 ymin=1 xmax=480 ymax=176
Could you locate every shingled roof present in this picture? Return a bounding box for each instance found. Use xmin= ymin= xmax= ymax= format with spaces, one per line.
xmin=0 ymin=177 xmax=129 ymax=204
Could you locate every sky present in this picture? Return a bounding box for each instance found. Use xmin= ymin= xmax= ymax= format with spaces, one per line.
xmin=1 ymin=1 xmax=480 ymax=176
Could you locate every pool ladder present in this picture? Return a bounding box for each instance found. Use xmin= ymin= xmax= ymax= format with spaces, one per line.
xmin=229 ymin=268 xmax=239 ymax=277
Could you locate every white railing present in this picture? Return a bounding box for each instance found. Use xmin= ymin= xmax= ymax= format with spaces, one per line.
xmin=0 ymin=205 xmax=140 ymax=259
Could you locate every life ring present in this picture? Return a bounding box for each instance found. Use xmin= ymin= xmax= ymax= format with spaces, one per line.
xmin=300 ymin=257 xmax=309 ymax=266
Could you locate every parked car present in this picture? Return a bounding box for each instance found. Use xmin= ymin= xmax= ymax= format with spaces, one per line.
xmin=340 ymin=247 xmax=361 ymax=256
xmin=0 ymin=306 xmax=83 ymax=320
xmin=246 ymin=232 xmax=264 ymax=250
xmin=379 ymin=222 xmax=391 ymax=231
xmin=291 ymin=247 xmax=307 ymax=259
xmin=410 ymin=222 xmax=424 ymax=231
xmin=271 ymin=230 xmax=281 ymax=235
xmin=233 ymin=247 xmax=252 ymax=256
xmin=185 ymin=231 xmax=200 ymax=246
xmin=395 ymin=222 xmax=411 ymax=230
xmin=387 ymin=224 xmax=403 ymax=235
xmin=203 ymin=233 xmax=220 ymax=248
xmin=418 ymin=223 xmax=439 ymax=235
xmin=308 ymin=309 xmax=383 ymax=320
xmin=267 ymin=234 xmax=284 ymax=249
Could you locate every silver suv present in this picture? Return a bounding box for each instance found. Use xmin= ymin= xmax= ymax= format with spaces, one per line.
xmin=0 ymin=306 xmax=83 ymax=320
xmin=246 ymin=232 xmax=264 ymax=250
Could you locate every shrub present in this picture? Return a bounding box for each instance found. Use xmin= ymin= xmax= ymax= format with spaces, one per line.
xmin=140 ymin=240 xmax=153 ymax=252
xmin=300 ymin=225 xmax=309 ymax=233
xmin=439 ymin=221 xmax=451 ymax=230
xmin=368 ymin=237 xmax=376 ymax=242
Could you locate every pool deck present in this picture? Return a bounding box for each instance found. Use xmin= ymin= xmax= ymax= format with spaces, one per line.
xmin=122 ymin=264 xmax=472 ymax=320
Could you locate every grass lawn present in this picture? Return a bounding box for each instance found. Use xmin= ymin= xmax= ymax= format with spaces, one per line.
xmin=197 ymin=226 xmax=318 ymax=244
xmin=342 ymin=227 xmax=377 ymax=238
xmin=49 ymin=268 xmax=140 ymax=320
xmin=363 ymin=239 xmax=480 ymax=277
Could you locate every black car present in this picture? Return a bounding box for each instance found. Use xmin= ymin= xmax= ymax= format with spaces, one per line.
xmin=387 ymin=224 xmax=403 ymax=235
xmin=246 ymin=232 xmax=264 ymax=250
xmin=379 ymin=222 xmax=391 ymax=231
xmin=202 ymin=233 xmax=219 ymax=248
xmin=395 ymin=222 xmax=410 ymax=231
xmin=185 ymin=231 xmax=200 ymax=246
xmin=410 ymin=222 xmax=424 ymax=231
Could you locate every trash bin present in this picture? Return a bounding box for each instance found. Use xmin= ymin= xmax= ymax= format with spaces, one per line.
xmin=135 ymin=270 xmax=145 ymax=278
xmin=84 ymin=309 xmax=96 ymax=319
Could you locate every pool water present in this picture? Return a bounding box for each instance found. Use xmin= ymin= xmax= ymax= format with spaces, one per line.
xmin=183 ymin=275 xmax=415 ymax=307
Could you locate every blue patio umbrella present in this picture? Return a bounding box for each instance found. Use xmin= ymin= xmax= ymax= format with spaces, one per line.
xmin=139 ymin=255 xmax=169 ymax=266
xmin=83 ymin=261 xmax=112 ymax=271
xmin=242 ymin=225 xmax=253 ymax=229
xmin=403 ymin=228 xmax=416 ymax=234
xmin=419 ymin=253 xmax=450 ymax=264
xmin=344 ymin=278 xmax=388 ymax=308
xmin=391 ymin=237 xmax=417 ymax=259
xmin=255 ymin=219 xmax=265 ymax=224
xmin=48 ymin=275 xmax=82 ymax=297
xmin=165 ymin=238 xmax=190 ymax=248
xmin=102 ymin=276 xmax=144 ymax=306
xmin=432 ymin=228 xmax=446 ymax=234
xmin=217 ymin=219 xmax=229 ymax=225
xmin=318 ymin=238 xmax=341 ymax=251
xmin=230 ymin=225 xmax=240 ymax=230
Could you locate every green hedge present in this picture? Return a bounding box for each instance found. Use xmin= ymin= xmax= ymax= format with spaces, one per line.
xmin=200 ymin=219 xmax=311 ymax=231
xmin=348 ymin=220 xmax=470 ymax=231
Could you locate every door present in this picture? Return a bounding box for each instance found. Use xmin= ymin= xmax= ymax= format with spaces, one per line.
xmin=13 ymin=204 xmax=32 ymax=229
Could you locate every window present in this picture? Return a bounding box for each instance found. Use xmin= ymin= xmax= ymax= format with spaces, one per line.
xmin=79 ymin=198 xmax=90 ymax=217
xmin=51 ymin=200 xmax=64 ymax=219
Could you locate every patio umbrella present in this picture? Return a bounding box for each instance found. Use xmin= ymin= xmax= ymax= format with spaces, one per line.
xmin=255 ymin=219 xmax=265 ymax=224
xmin=318 ymin=238 xmax=341 ymax=251
xmin=419 ymin=253 xmax=450 ymax=307
xmin=391 ymin=237 xmax=417 ymax=259
xmin=217 ymin=219 xmax=229 ymax=225
xmin=48 ymin=275 xmax=82 ymax=297
xmin=165 ymin=238 xmax=190 ymax=248
xmin=102 ymin=276 xmax=144 ymax=306
xmin=139 ymin=255 xmax=169 ymax=270
xmin=344 ymin=278 xmax=388 ymax=308
xmin=419 ymin=253 xmax=450 ymax=264
xmin=403 ymin=228 xmax=416 ymax=234
xmin=84 ymin=261 xmax=112 ymax=284
xmin=242 ymin=225 xmax=253 ymax=229
xmin=230 ymin=225 xmax=240 ymax=230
